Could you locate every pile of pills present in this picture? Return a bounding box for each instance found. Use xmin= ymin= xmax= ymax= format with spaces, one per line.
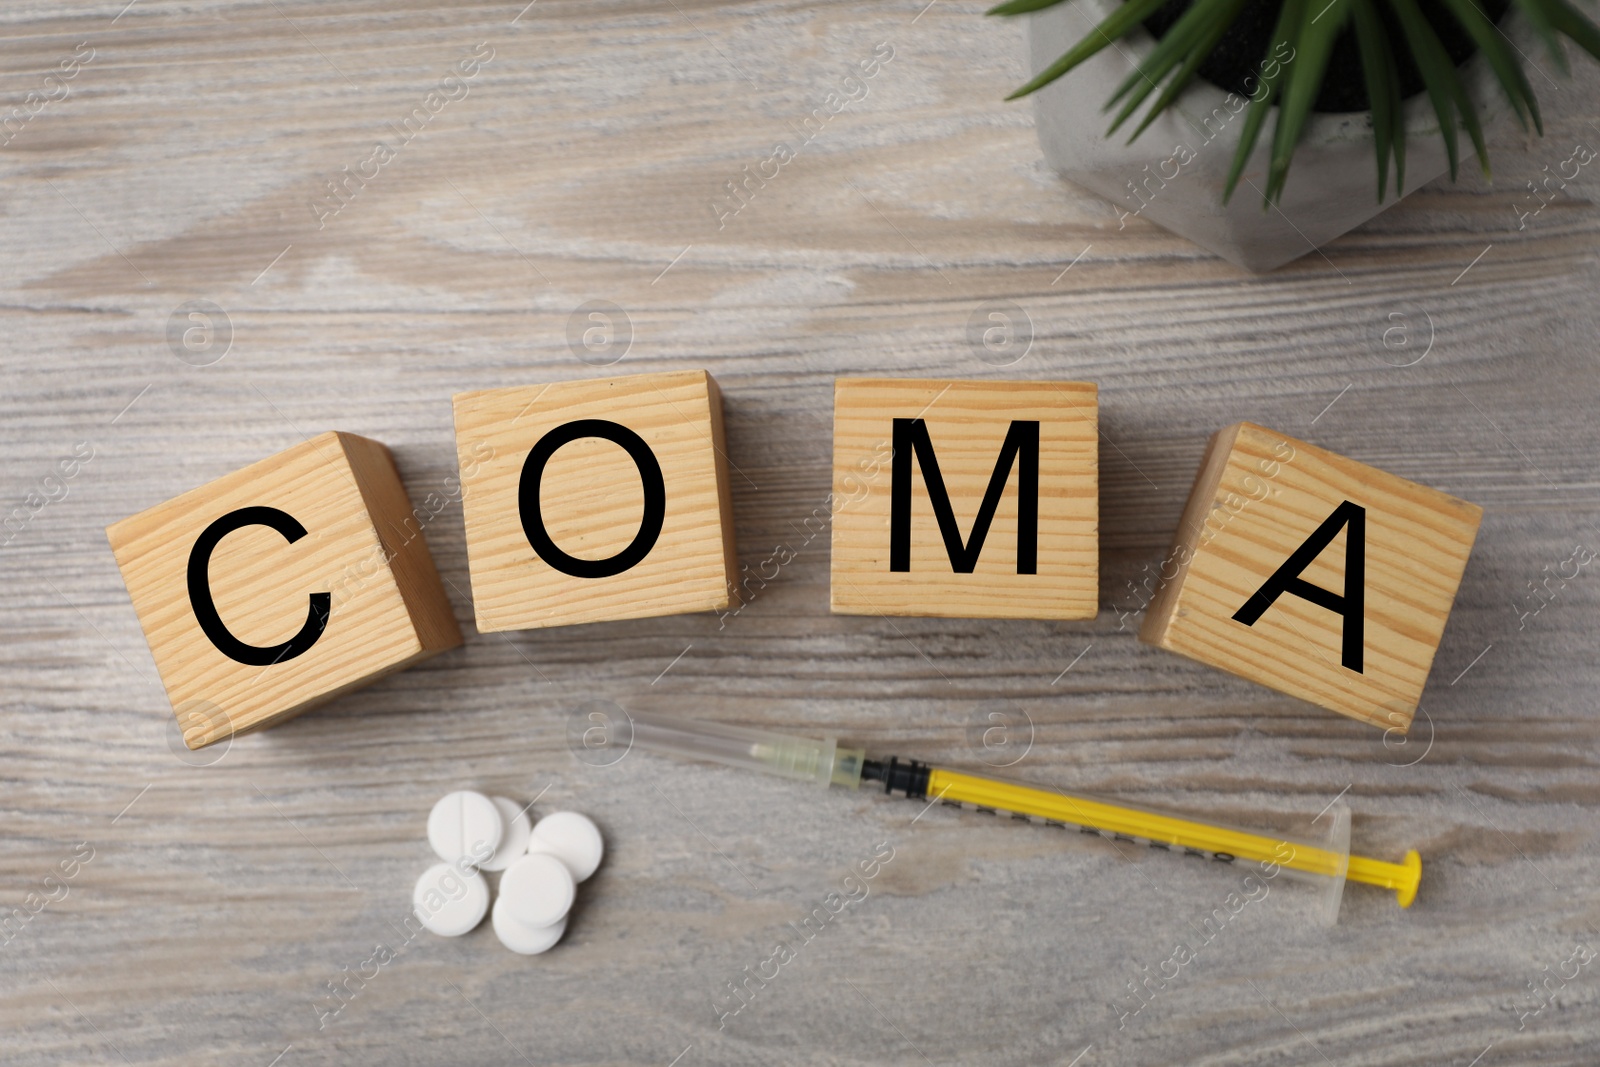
xmin=413 ymin=790 xmax=603 ymax=955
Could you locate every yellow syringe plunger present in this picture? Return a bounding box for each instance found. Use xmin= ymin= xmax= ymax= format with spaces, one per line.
xmin=1349 ymin=849 xmax=1423 ymax=908
xmin=900 ymin=764 xmax=1418 ymax=923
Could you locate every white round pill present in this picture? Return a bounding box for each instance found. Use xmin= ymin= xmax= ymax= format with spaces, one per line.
xmin=412 ymin=863 xmax=489 ymax=937
xmin=427 ymin=790 xmax=503 ymax=866
xmin=480 ymin=796 xmax=533 ymax=872
xmin=527 ymin=811 xmax=604 ymax=883
xmin=491 ymin=895 xmax=567 ymax=955
xmin=499 ymin=853 xmax=575 ymax=928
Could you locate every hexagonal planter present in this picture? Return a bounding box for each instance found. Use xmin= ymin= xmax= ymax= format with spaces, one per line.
xmin=1025 ymin=0 xmax=1513 ymax=271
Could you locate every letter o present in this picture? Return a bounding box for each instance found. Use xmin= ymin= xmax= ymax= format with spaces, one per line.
xmin=187 ymin=506 xmax=330 ymax=666
xmin=518 ymin=419 xmax=666 ymax=578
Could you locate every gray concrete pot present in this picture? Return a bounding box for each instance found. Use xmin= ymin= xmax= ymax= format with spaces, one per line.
xmin=1026 ymin=0 xmax=1512 ymax=270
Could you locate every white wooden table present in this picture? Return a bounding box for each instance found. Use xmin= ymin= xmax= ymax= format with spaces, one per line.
xmin=3 ymin=2 xmax=1598 ymax=1064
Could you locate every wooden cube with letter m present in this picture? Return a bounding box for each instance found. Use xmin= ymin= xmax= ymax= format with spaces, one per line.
xmin=829 ymin=377 xmax=1098 ymax=619
xmin=1140 ymin=422 xmax=1482 ymax=731
xmin=107 ymin=432 xmax=462 ymax=749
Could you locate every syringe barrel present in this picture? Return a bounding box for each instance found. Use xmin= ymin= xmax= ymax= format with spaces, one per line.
xmin=620 ymin=711 xmax=866 ymax=789
xmin=921 ymin=766 xmax=1354 ymax=924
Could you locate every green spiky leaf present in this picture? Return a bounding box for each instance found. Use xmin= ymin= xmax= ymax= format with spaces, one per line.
xmin=987 ymin=0 xmax=1074 ymax=16
xmin=1003 ymin=0 xmax=1170 ymax=99
xmin=1542 ymin=0 xmax=1600 ymax=62
xmin=1107 ymin=0 xmax=1245 ymax=109
xmin=1512 ymin=0 xmax=1569 ymax=72
xmin=1117 ymin=0 xmax=1253 ymax=139
xmin=1126 ymin=10 xmax=1246 ymax=138
xmin=1438 ymin=0 xmax=1541 ymax=132
xmin=1389 ymin=0 xmax=1465 ymax=178
xmin=1351 ymin=0 xmax=1399 ymax=200
xmin=1223 ymin=0 xmax=1304 ymax=203
xmin=1266 ymin=0 xmax=1352 ymax=201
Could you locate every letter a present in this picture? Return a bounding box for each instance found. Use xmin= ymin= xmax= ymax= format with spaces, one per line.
xmin=1231 ymin=500 xmax=1366 ymax=672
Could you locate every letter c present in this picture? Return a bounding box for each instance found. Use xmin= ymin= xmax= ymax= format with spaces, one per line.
xmin=518 ymin=419 xmax=666 ymax=578
xmin=187 ymin=506 xmax=330 ymax=666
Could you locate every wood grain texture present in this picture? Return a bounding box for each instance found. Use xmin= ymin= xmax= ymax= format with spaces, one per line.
xmin=1141 ymin=421 xmax=1482 ymax=732
xmin=453 ymin=369 xmax=736 ymax=631
xmin=829 ymin=377 xmax=1098 ymax=618
xmin=105 ymin=431 xmax=462 ymax=748
xmin=2 ymin=1 xmax=1599 ymax=1065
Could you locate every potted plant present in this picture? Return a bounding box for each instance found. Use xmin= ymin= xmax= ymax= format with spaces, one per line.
xmin=994 ymin=0 xmax=1600 ymax=269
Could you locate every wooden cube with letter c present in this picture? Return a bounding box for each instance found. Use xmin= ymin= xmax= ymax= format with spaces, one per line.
xmin=829 ymin=377 xmax=1098 ymax=619
xmin=452 ymin=369 xmax=737 ymax=632
xmin=106 ymin=432 xmax=463 ymax=750
xmin=1139 ymin=422 xmax=1482 ymax=732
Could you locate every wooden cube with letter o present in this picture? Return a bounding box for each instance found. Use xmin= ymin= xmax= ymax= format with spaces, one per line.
xmin=106 ymin=432 xmax=463 ymax=750
xmin=452 ymin=369 xmax=738 ymax=632
xmin=829 ymin=377 xmax=1099 ymax=619
xmin=1140 ymin=422 xmax=1482 ymax=731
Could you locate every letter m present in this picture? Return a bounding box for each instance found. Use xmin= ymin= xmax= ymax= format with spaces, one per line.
xmin=890 ymin=418 xmax=1039 ymax=574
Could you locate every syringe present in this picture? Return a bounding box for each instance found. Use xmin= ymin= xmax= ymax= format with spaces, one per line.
xmin=590 ymin=709 xmax=1421 ymax=924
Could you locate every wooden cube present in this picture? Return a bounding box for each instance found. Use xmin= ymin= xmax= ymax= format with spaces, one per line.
xmin=830 ymin=377 xmax=1098 ymax=619
xmin=1140 ymin=422 xmax=1482 ymax=731
xmin=452 ymin=370 xmax=737 ymax=632
xmin=107 ymin=432 xmax=463 ymax=749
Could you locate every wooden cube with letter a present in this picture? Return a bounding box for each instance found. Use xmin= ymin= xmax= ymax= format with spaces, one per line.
xmin=830 ymin=378 xmax=1098 ymax=619
xmin=1140 ymin=422 xmax=1482 ymax=731
xmin=106 ymin=432 xmax=463 ymax=750
xmin=452 ymin=370 xmax=737 ymax=632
